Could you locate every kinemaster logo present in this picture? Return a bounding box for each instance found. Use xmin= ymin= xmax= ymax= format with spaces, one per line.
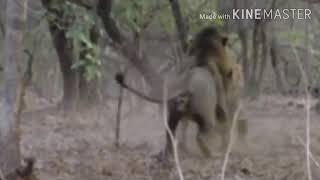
xmin=200 ymin=8 xmax=312 ymax=20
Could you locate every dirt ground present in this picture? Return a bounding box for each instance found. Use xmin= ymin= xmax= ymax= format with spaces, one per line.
xmin=20 ymin=91 xmax=320 ymax=180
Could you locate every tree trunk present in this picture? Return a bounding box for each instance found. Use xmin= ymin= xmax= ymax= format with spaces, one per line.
xmin=16 ymin=51 xmax=34 ymax=126
xmin=270 ymin=40 xmax=287 ymax=94
xmin=79 ymin=26 xmax=99 ymax=104
xmin=0 ymin=0 xmax=27 ymax=178
xmin=304 ymin=14 xmax=311 ymax=83
xmin=0 ymin=19 xmax=4 ymax=37
xmin=50 ymin=27 xmax=79 ymax=109
xmin=41 ymin=0 xmax=79 ymax=109
xmin=256 ymin=30 xmax=268 ymax=92
xmin=168 ymin=0 xmax=188 ymax=52
xmin=250 ymin=20 xmax=261 ymax=82
xmin=0 ymin=0 xmax=5 ymax=36
xmin=239 ymin=29 xmax=249 ymax=84
xmin=250 ymin=21 xmax=268 ymax=95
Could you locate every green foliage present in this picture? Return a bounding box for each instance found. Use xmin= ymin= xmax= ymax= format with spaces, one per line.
xmin=112 ymin=0 xmax=222 ymax=38
xmin=71 ymin=35 xmax=101 ymax=82
xmin=180 ymin=0 xmax=221 ymax=34
xmin=311 ymin=65 xmax=320 ymax=85
xmin=158 ymin=6 xmax=175 ymax=34
xmin=47 ymin=1 xmax=101 ymax=82
xmin=113 ymin=0 xmax=159 ymax=33
xmin=280 ymin=31 xmax=304 ymax=44
xmin=285 ymin=66 xmax=301 ymax=86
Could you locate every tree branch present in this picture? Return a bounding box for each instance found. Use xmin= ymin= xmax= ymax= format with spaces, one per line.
xmin=168 ymin=0 xmax=188 ymax=52
xmin=96 ymin=0 xmax=166 ymax=96
xmin=67 ymin=0 xmax=94 ymax=9
xmin=0 ymin=19 xmax=4 ymax=36
xmin=96 ymin=0 xmax=124 ymax=44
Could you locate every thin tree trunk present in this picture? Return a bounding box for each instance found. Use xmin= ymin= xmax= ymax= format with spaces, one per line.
xmin=0 ymin=0 xmax=5 ymax=36
xmin=41 ymin=0 xmax=79 ymax=109
xmin=50 ymin=28 xmax=79 ymax=109
xmin=270 ymin=40 xmax=287 ymax=94
xmin=304 ymin=14 xmax=311 ymax=83
xmin=256 ymin=30 xmax=268 ymax=92
xmin=115 ymin=82 xmax=123 ymax=148
xmin=234 ymin=0 xmax=250 ymax=86
xmin=250 ymin=20 xmax=261 ymax=84
xmin=168 ymin=0 xmax=188 ymax=52
xmin=239 ymin=29 xmax=249 ymax=84
xmin=0 ymin=0 xmax=27 ymax=177
xmin=16 ymin=50 xmax=33 ymax=125
xmin=0 ymin=19 xmax=4 ymax=36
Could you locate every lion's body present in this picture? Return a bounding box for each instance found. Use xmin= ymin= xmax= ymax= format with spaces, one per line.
xmin=173 ymin=26 xmax=248 ymax=156
xmin=165 ymin=67 xmax=229 ymax=156
xmin=115 ymin=25 xmax=248 ymax=157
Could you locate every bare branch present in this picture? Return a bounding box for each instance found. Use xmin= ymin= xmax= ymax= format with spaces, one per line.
xmin=0 ymin=0 xmax=27 ymax=174
xmin=67 ymin=0 xmax=94 ymax=9
xmin=0 ymin=19 xmax=4 ymax=36
xmin=0 ymin=167 xmax=6 ymax=180
xmin=291 ymin=44 xmax=312 ymax=180
xmin=297 ymin=136 xmax=320 ymax=169
xmin=168 ymin=0 xmax=188 ymax=52
xmin=96 ymin=0 xmax=124 ymax=44
xmin=185 ymin=0 xmax=210 ymax=19
xmin=301 ymin=0 xmax=320 ymax=3
xmin=220 ymin=103 xmax=242 ymax=180
xmin=115 ymin=79 xmax=123 ymax=148
xmin=96 ymin=0 xmax=167 ymax=97
xmin=16 ymin=49 xmax=34 ymax=122
xmin=311 ymin=6 xmax=320 ymax=23
xmin=162 ymin=78 xmax=185 ymax=180
xmin=278 ymin=44 xmax=320 ymax=57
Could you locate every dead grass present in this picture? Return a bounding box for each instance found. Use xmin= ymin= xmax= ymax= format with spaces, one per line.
xmin=20 ymin=90 xmax=320 ymax=180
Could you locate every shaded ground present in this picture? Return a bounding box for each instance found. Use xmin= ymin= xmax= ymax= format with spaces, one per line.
xmin=21 ymin=91 xmax=320 ymax=180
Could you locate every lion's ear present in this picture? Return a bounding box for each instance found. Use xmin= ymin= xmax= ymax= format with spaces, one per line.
xmin=221 ymin=36 xmax=228 ymax=47
xmin=227 ymin=69 xmax=233 ymax=78
xmin=115 ymin=73 xmax=125 ymax=85
xmin=188 ymin=40 xmax=197 ymax=56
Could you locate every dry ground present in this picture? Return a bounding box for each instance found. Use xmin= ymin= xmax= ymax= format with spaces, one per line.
xmin=20 ymin=91 xmax=320 ymax=180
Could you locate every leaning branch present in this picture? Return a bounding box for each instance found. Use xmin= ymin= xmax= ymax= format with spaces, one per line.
xmin=0 ymin=19 xmax=4 ymax=36
xmin=96 ymin=0 xmax=124 ymax=44
xmin=291 ymin=43 xmax=312 ymax=180
xmin=220 ymin=103 xmax=242 ymax=180
xmin=162 ymin=79 xmax=185 ymax=180
xmin=67 ymin=0 xmax=93 ymax=9
xmin=16 ymin=49 xmax=34 ymax=122
xmin=96 ymin=0 xmax=164 ymax=95
xmin=168 ymin=0 xmax=188 ymax=52
xmin=297 ymin=136 xmax=320 ymax=169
